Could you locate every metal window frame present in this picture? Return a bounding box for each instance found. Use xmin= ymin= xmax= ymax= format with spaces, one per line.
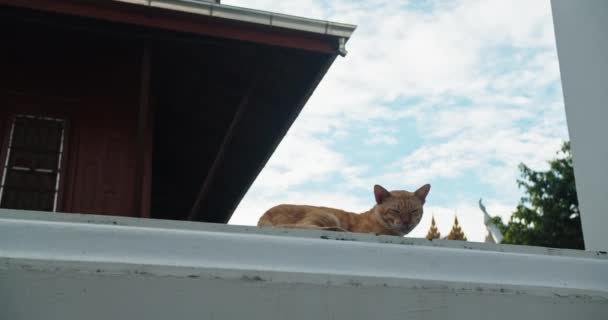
xmin=0 ymin=114 xmax=67 ymax=212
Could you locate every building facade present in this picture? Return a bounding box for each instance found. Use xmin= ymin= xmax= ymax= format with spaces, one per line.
xmin=0 ymin=0 xmax=355 ymax=222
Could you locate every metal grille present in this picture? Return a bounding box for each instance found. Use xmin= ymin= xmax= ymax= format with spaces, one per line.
xmin=0 ymin=115 xmax=66 ymax=212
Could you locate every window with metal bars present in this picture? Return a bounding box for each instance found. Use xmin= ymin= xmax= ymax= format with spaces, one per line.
xmin=0 ymin=115 xmax=66 ymax=212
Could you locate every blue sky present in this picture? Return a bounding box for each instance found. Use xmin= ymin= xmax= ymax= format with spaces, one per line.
xmin=226 ymin=0 xmax=569 ymax=241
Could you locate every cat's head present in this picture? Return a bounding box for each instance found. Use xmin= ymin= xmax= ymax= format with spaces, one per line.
xmin=372 ymin=184 xmax=430 ymax=236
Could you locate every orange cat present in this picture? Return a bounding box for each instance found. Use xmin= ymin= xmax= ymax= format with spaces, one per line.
xmin=258 ymin=184 xmax=430 ymax=236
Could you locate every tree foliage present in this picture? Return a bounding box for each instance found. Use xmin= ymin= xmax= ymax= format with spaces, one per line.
xmin=492 ymin=142 xmax=584 ymax=249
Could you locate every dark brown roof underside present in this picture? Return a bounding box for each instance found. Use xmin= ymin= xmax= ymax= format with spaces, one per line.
xmin=1 ymin=3 xmax=339 ymax=223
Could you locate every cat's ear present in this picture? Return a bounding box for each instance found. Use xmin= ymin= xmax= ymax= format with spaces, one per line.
xmin=414 ymin=184 xmax=431 ymax=203
xmin=374 ymin=184 xmax=391 ymax=204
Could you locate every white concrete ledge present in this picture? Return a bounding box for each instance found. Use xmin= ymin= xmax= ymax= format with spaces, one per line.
xmin=1 ymin=210 xmax=607 ymax=319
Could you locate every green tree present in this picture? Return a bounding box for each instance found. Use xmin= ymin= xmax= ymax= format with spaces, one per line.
xmin=491 ymin=142 xmax=584 ymax=249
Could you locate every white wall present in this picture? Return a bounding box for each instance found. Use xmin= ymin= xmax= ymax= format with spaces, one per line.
xmin=1 ymin=210 xmax=607 ymax=319
xmin=552 ymin=0 xmax=608 ymax=251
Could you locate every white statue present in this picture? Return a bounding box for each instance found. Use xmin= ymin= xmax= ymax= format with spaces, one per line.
xmin=479 ymin=198 xmax=503 ymax=243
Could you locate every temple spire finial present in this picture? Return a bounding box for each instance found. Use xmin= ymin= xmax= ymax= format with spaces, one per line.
xmin=446 ymin=214 xmax=467 ymax=241
xmin=425 ymin=214 xmax=441 ymax=240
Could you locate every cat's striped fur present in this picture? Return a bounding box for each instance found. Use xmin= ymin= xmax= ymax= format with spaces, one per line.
xmin=258 ymin=184 xmax=430 ymax=236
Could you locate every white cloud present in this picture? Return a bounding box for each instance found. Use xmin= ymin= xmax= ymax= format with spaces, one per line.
xmin=226 ymin=0 xmax=569 ymax=244
xmin=387 ymin=100 xmax=567 ymax=198
xmin=364 ymin=126 xmax=399 ymax=145
xmin=365 ymin=135 xmax=399 ymax=145
xmin=248 ymin=131 xmax=356 ymax=196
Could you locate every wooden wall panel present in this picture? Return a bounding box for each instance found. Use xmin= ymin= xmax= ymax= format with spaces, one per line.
xmin=68 ymin=121 xmax=137 ymax=216
xmin=0 ymin=19 xmax=150 ymax=217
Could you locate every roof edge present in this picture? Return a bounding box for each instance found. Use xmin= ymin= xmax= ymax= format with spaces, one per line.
xmin=116 ymin=0 xmax=357 ymax=39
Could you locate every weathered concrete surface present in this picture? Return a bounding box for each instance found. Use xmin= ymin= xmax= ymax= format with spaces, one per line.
xmin=1 ymin=210 xmax=607 ymax=319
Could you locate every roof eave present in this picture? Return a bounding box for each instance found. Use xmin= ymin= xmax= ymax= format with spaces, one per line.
xmin=116 ymin=0 xmax=356 ymax=40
